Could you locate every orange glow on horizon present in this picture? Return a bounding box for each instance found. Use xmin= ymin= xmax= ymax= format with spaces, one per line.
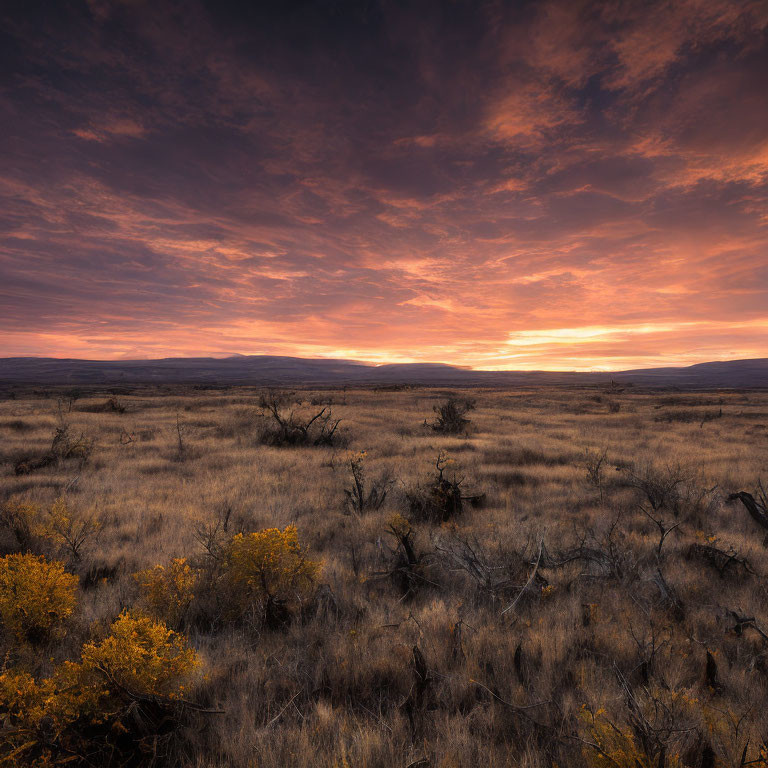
xmin=4 ymin=316 xmax=767 ymax=371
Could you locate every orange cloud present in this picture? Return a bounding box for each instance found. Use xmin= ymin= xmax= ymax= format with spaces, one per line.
xmin=0 ymin=0 xmax=766 ymax=370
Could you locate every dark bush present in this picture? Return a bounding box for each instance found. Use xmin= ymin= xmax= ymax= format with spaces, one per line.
xmin=406 ymin=452 xmax=482 ymax=523
xmin=257 ymin=391 xmax=344 ymax=447
xmin=430 ymin=397 xmax=475 ymax=434
xmin=14 ymin=426 xmax=93 ymax=475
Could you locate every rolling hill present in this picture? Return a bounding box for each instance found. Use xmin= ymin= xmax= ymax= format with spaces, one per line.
xmin=1 ymin=355 xmax=767 ymax=388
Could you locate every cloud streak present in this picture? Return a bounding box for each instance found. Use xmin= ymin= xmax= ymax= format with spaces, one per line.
xmin=0 ymin=0 xmax=766 ymax=369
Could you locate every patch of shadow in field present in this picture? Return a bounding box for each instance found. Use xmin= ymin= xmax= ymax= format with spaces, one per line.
xmin=480 ymin=465 xmax=542 ymax=487
xmin=0 ymin=418 xmax=35 ymax=432
xmin=483 ymin=446 xmax=572 ymax=466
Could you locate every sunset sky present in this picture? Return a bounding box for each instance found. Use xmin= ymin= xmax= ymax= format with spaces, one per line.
xmin=1 ymin=0 xmax=767 ymax=370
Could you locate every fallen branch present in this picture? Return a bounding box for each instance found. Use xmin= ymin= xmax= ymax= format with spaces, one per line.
xmin=729 ymin=487 xmax=768 ymax=532
xmin=501 ymin=539 xmax=544 ymax=616
xmin=264 ymin=692 xmax=301 ymax=729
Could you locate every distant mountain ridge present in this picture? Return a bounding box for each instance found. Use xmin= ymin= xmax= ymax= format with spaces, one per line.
xmin=1 ymin=355 xmax=767 ymax=388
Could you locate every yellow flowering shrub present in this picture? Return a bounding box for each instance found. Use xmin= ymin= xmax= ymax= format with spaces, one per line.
xmin=0 ymin=612 xmax=199 ymax=765
xmin=1 ymin=496 xmax=101 ymax=562
xmin=0 ymin=553 xmax=78 ymax=643
xmin=0 ymin=663 xmax=103 ymax=742
xmin=0 ymin=668 xmax=44 ymax=722
xmin=224 ymin=525 xmax=320 ymax=622
xmin=580 ymin=707 xmax=684 ymax=768
xmin=45 ymin=496 xmax=101 ymax=561
xmin=0 ymin=498 xmax=44 ymax=551
xmin=134 ymin=557 xmax=197 ymax=628
xmin=388 ymin=513 xmax=412 ymax=538
xmin=79 ymin=611 xmax=199 ymax=698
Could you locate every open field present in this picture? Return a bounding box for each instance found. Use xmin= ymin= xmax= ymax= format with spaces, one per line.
xmin=2 ymin=385 xmax=768 ymax=767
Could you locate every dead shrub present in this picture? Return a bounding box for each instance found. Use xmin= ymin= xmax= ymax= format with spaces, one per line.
xmin=430 ymin=397 xmax=475 ymax=434
xmin=342 ymin=451 xmax=393 ymax=515
xmin=370 ymin=514 xmax=432 ymax=600
xmin=405 ymin=452 xmax=483 ymax=524
xmin=14 ymin=425 xmax=93 ymax=475
xmin=193 ymin=507 xmax=233 ymax=563
xmin=556 ymin=517 xmax=639 ymax=582
xmin=620 ymin=462 xmax=690 ymax=515
xmin=78 ymin=396 xmax=126 ymax=414
xmin=45 ymin=496 xmax=102 ymax=563
xmin=1 ymin=497 xmax=101 ymax=561
xmin=433 ymin=529 xmax=534 ymax=605
xmin=106 ymin=396 xmax=127 ymax=413
xmin=583 ymin=448 xmax=608 ymax=503
xmin=729 ymin=481 xmax=768 ymax=533
xmin=192 ymin=505 xmax=259 ymax=563
xmin=684 ymin=541 xmax=753 ymax=580
xmin=621 ymin=462 xmax=718 ymax=531
xmin=50 ymin=425 xmax=93 ymax=460
xmin=257 ymin=390 xmax=344 ymax=447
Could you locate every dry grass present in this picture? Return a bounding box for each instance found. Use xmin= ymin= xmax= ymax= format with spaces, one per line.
xmin=2 ymin=385 xmax=768 ymax=766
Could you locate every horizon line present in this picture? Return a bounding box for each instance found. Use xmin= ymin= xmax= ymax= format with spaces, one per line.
xmin=2 ymin=352 xmax=762 ymax=375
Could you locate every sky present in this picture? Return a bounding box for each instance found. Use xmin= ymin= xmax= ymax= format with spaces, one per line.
xmin=1 ymin=0 xmax=767 ymax=371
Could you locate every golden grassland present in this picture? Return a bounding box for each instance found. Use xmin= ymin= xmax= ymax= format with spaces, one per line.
xmin=1 ymin=385 xmax=768 ymax=767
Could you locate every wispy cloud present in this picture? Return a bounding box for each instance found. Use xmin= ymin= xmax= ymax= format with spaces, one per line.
xmin=0 ymin=0 xmax=766 ymax=368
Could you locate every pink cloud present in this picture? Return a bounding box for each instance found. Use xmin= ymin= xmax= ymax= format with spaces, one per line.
xmin=0 ymin=0 xmax=766 ymax=369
